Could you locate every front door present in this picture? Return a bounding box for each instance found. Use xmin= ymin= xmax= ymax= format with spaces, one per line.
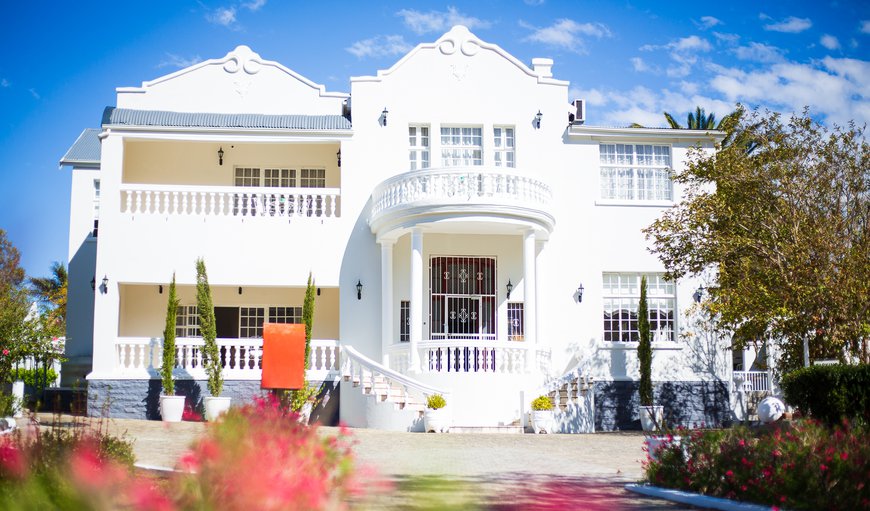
xmin=430 ymin=256 xmax=496 ymax=341
xmin=446 ymin=296 xmax=480 ymax=339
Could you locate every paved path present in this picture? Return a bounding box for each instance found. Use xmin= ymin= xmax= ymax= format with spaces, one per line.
xmin=26 ymin=414 xmax=697 ymax=509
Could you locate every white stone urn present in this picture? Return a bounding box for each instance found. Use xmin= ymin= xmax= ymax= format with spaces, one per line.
xmin=423 ymin=408 xmax=451 ymax=433
xmin=531 ymin=410 xmax=556 ymax=434
xmin=204 ymin=396 xmax=232 ymax=422
xmin=639 ymin=405 xmax=664 ymax=432
xmin=159 ymin=395 xmax=185 ymax=422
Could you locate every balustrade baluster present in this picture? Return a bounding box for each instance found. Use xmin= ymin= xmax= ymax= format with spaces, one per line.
xmin=123 ymin=191 xmax=131 ymax=213
xmin=134 ymin=191 xmax=142 ymax=214
xmin=144 ymin=192 xmax=152 ymax=214
xmin=136 ymin=344 xmax=145 ymax=370
xmin=329 ymin=194 xmax=337 ymax=217
xmin=181 ymin=192 xmax=189 ymax=215
xmin=118 ymin=344 xmax=128 ymax=369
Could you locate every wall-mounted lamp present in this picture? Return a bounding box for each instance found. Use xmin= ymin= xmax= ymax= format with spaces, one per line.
xmin=159 ymin=285 xmax=163 ymax=294
xmin=90 ymin=277 xmax=96 ymax=291
xmin=693 ymin=286 xmax=705 ymax=304
xmin=317 ymin=287 xmax=321 ymax=296
xmin=238 ymin=286 xmax=243 ymax=295
xmin=356 ymin=280 xmax=363 ymax=300
xmin=576 ymin=282 xmax=584 ymax=303
xmin=535 ymin=110 xmax=543 ymax=129
xmin=381 ymin=107 xmax=389 ymax=127
xmin=336 ymin=149 xmax=342 ymax=168
xmin=102 ymin=275 xmax=109 ymax=294
xmin=506 ymin=279 xmax=513 ymax=300
xmin=218 ymin=147 xmax=224 ymax=166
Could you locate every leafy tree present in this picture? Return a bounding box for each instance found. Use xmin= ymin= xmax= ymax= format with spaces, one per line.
xmin=0 ymin=230 xmax=36 ymax=383
xmin=645 ymin=109 xmax=870 ymax=372
xmin=638 ymin=276 xmax=653 ymax=406
xmin=196 ymin=258 xmax=221 ymax=396
xmin=161 ymin=273 xmax=179 ymax=396
xmin=29 ymin=261 xmax=67 ymax=338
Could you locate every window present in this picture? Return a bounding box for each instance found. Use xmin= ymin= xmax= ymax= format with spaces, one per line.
xmin=269 ymin=306 xmax=303 ymax=324
xmin=430 ymin=256 xmax=496 ymax=340
xmin=441 ymin=127 xmax=483 ymax=166
xmin=602 ymin=273 xmax=675 ymax=342
xmin=263 ymin=168 xmax=294 ymax=187
xmin=599 ymin=144 xmax=672 ymax=201
xmin=92 ymin=179 xmax=100 ymax=237
xmin=234 ymin=167 xmax=261 ymax=187
xmin=507 ymin=302 xmax=524 ymax=341
xmin=300 ymin=168 xmax=325 ymax=188
xmin=239 ymin=307 xmax=265 ymax=338
xmin=400 ymin=300 xmax=410 ymax=342
xmin=176 ymin=305 xmax=200 ymax=338
xmin=493 ymin=127 xmax=515 ymax=168
xmin=409 ymin=126 xmax=430 ymax=170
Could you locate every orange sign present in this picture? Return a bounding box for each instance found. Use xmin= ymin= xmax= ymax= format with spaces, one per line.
xmin=261 ymin=323 xmax=305 ymax=390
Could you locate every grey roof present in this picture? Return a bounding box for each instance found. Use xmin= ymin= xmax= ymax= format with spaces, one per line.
xmin=59 ymin=128 xmax=101 ymax=166
xmin=102 ymin=107 xmax=352 ymax=130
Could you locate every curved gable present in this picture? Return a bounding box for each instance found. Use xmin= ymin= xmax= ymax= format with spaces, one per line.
xmin=116 ymin=46 xmax=348 ymax=115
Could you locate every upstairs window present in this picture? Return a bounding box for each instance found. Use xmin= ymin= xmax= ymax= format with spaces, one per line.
xmin=441 ymin=127 xmax=482 ymax=166
xmin=264 ymin=168 xmax=293 ymax=187
xmin=493 ymin=127 xmax=515 ymax=168
xmin=300 ymin=168 xmax=326 ymax=188
xmin=409 ymin=126 xmax=430 ymax=170
xmin=599 ymin=144 xmax=672 ymax=201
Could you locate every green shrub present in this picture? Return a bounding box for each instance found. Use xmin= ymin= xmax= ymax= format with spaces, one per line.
xmin=781 ymin=364 xmax=870 ymax=424
xmin=8 ymin=368 xmax=58 ymax=391
xmin=426 ymin=394 xmax=446 ymax=410
xmin=0 ymin=393 xmax=20 ymax=417
xmin=531 ymin=395 xmax=554 ymax=411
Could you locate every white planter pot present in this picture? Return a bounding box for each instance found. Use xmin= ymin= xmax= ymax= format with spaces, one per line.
xmin=12 ymin=381 xmax=24 ymax=418
xmin=639 ymin=405 xmax=664 ymax=432
xmin=204 ymin=396 xmax=232 ymax=422
xmin=423 ymin=408 xmax=451 ymax=433
xmin=160 ymin=395 xmax=185 ymax=422
xmin=531 ymin=410 xmax=555 ymax=434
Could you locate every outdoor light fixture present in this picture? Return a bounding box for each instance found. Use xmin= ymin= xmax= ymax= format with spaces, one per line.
xmin=535 ymin=110 xmax=543 ymax=129
xmin=506 ymin=279 xmax=513 ymax=299
xmin=90 ymin=277 xmax=96 ymax=291
xmin=317 ymin=287 xmax=321 ymax=296
xmin=576 ymin=282 xmax=584 ymax=303
xmin=218 ymin=147 xmax=224 ymax=165
xmin=381 ymin=107 xmax=389 ymax=126
xmin=693 ymin=286 xmax=705 ymax=304
xmin=159 ymin=285 xmax=163 ymax=294
xmin=238 ymin=286 xmax=243 ymax=295
xmin=336 ymin=149 xmax=342 ymax=167
xmin=356 ymin=280 xmax=363 ymax=300
xmin=102 ymin=275 xmax=109 ymax=293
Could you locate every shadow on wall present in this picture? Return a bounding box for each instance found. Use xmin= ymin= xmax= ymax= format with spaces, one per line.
xmin=594 ymin=380 xmax=729 ymax=431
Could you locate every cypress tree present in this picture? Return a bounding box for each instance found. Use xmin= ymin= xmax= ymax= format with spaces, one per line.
xmin=638 ymin=275 xmax=653 ymax=406
xmin=161 ymin=273 xmax=178 ymax=396
xmin=196 ymin=258 xmax=221 ymax=396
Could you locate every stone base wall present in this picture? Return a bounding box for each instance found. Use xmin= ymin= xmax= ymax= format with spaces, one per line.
xmin=87 ymin=379 xmax=338 ymax=423
xmin=594 ymin=380 xmax=729 ymax=431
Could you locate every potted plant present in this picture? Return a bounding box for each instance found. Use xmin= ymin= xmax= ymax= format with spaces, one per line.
xmin=159 ymin=273 xmax=185 ymax=422
xmin=197 ymin=259 xmax=230 ymax=421
xmin=637 ymin=275 xmax=663 ymax=431
xmin=530 ymin=394 xmax=556 ymax=434
xmin=423 ymin=394 xmax=450 ymax=433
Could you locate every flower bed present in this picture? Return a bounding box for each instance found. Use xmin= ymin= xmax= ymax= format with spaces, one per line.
xmin=644 ymin=420 xmax=870 ymax=510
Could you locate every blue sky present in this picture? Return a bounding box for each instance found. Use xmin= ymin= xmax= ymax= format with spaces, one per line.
xmin=1 ymin=1 xmax=867 ymax=280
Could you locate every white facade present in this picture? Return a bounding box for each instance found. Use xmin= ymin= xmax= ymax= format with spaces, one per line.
xmin=63 ymin=27 xmax=731 ymax=429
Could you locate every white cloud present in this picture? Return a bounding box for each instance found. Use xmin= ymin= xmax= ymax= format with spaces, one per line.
xmin=29 ymin=88 xmax=40 ymax=100
xmin=243 ymin=0 xmax=266 ymax=11
xmin=631 ymin=57 xmax=649 ymax=72
xmin=570 ymin=85 xmax=734 ymax=127
xmin=763 ymin=16 xmax=812 ymax=33
xmin=158 ymin=53 xmax=203 ymax=69
xmin=733 ymin=42 xmax=785 ymax=63
xmin=0 ymin=78 xmax=9 ymax=87
xmin=861 ymin=20 xmax=870 ymax=34
xmin=523 ymin=19 xmax=612 ymax=54
xmin=713 ymin=32 xmax=740 ymax=44
xmin=207 ymin=7 xmax=237 ymax=27
xmin=397 ymin=7 xmax=491 ymax=35
xmin=820 ymin=34 xmax=840 ymax=50
xmin=346 ymin=35 xmax=413 ymax=59
xmin=641 ymin=36 xmax=712 ymax=78
xmin=524 ymin=0 xmax=545 ymax=5
xmin=695 ymin=16 xmax=722 ymax=30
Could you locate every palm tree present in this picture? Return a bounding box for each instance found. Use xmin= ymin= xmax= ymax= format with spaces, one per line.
xmin=30 ymin=261 xmax=67 ymax=332
xmin=663 ymin=107 xmax=739 ymax=131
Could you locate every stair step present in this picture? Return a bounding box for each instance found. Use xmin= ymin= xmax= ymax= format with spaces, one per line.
xmin=450 ymin=426 xmax=524 ymax=434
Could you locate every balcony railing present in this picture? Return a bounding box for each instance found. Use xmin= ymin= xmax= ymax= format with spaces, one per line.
xmin=115 ymin=337 xmax=340 ymax=381
xmin=387 ymin=340 xmax=551 ymax=375
xmin=369 ymin=166 xmax=554 ymax=231
xmin=732 ymin=370 xmax=771 ymax=392
xmin=120 ymin=184 xmax=341 ymax=219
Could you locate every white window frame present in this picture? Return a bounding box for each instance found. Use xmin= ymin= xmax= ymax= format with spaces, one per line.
xmin=409 ymin=125 xmax=430 ymax=170
xmin=300 ymin=168 xmax=326 ymax=188
xmin=493 ymin=127 xmax=515 ymax=168
xmin=239 ymin=306 xmax=265 ymax=338
xmin=176 ymin=305 xmax=200 ymax=338
xmin=269 ymin=306 xmax=303 ymax=324
xmin=440 ymin=126 xmax=483 ymax=167
xmin=599 ymin=144 xmax=672 ymax=201
xmin=602 ymin=273 xmax=675 ymax=342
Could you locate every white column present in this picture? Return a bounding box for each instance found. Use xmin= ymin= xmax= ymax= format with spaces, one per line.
xmin=380 ymin=241 xmax=394 ymax=367
xmin=523 ymin=230 xmax=537 ymax=367
xmin=409 ymin=229 xmax=423 ymax=372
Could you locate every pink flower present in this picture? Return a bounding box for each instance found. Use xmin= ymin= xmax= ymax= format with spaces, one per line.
xmin=1 ymin=349 xmax=8 ymax=356
xmin=820 ymin=463 xmax=828 ymax=472
xmin=840 ymin=452 xmax=848 ymax=461
xmin=725 ymin=470 xmax=734 ymax=477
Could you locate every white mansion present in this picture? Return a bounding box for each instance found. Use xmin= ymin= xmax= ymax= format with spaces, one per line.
xmin=60 ymin=26 xmax=750 ymax=430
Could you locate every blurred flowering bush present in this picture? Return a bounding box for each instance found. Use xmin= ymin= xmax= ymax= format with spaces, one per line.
xmin=645 ymin=419 xmax=870 ymax=510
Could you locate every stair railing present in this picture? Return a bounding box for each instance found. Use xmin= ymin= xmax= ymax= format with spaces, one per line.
xmin=341 ymin=345 xmax=451 ymax=405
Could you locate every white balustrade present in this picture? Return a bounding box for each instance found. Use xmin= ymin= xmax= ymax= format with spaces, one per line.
xmin=370 ymin=166 xmax=553 ymax=217
xmin=121 ymin=184 xmax=341 ymax=219
xmin=114 ymin=337 xmax=340 ymax=381
xmin=732 ymin=370 xmax=770 ymax=392
xmin=388 ymin=340 xmax=550 ymax=375
xmin=341 ymin=344 xmax=449 ymax=406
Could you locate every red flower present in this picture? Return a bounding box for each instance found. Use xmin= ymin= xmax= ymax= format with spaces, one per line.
xmin=726 ymin=470 xmax=734 ymax=477
xmin=1 ymin=349 xmax=8 ymax=356
xmin=840 ymin=452 xmax=848 ymax=461
xmin=820 ymin=464 xmax=828 ymax=472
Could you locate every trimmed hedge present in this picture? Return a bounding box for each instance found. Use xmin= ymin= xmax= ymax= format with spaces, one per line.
xmin=781 ymin=364 xmax=870 ymax=424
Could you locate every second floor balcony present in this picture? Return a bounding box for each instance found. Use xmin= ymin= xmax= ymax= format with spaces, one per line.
xmin=369 ymin=166 xmax=555 ymax=236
